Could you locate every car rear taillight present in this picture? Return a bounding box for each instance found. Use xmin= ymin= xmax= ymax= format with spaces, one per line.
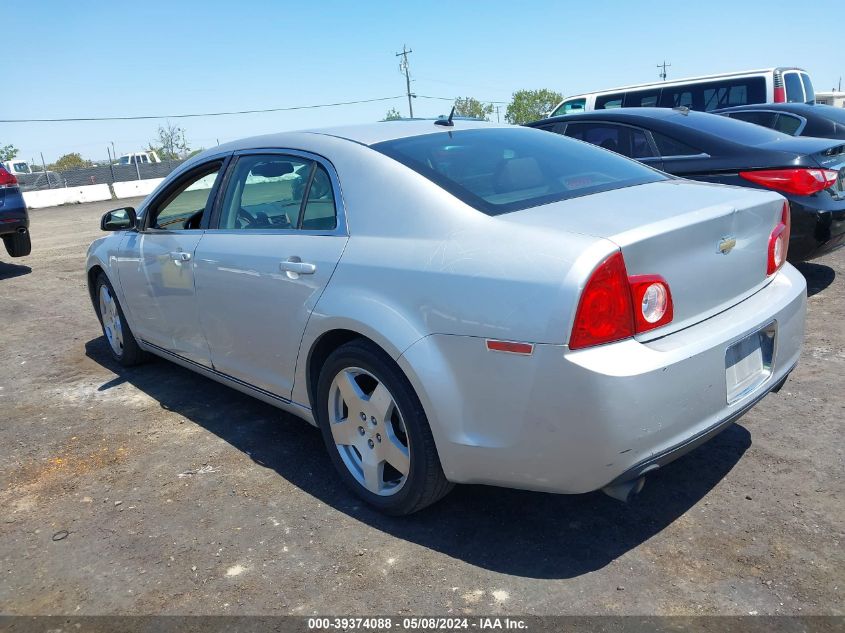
xmin=768 ymin=202 xmax=791 ymax=276
xmin=0 ymin=167 xmax=18 ymax=188
xmin=569 ymin=251 xmax=674 ymax=350
xmin=773 ymin=86 xmax=786 ymax=103
xmin=739 ymin=168 xmax=838 ymax=196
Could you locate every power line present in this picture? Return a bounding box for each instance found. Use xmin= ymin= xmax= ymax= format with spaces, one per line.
xmin=396 ymin=45 xmax=414 ymax=118
xmin=0 ymin=95 xmax=406 ymax=123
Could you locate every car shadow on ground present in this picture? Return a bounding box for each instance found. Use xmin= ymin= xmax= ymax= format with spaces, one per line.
xmin=794 ymin=261 xmax=835 ymax=297
xmin=0 ymin=261 xmax=32 ymax=280
xmin=86 ymin=337 xmax=750 ymax=580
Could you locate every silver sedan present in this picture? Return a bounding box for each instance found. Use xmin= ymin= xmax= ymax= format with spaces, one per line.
xmin=86 ymin=120 xmax=806 ymax=514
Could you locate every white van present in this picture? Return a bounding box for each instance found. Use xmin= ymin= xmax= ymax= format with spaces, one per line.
xmin=550 ymin=67 xmax=815 ymax=116
xmin=118 ymin=151 xmax=162 ymax=166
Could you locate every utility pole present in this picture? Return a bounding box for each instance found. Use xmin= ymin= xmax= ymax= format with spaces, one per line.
xmin=396 ymin=45 xmax=414 ymax=118
xmin=495 ymin=105 xmax=500 ymax=123
xmin=657 ymin=60 xmax=671 ymax=81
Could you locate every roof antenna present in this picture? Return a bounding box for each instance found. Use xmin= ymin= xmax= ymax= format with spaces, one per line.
xmin=435 ymin=106 xmax=456 ymax=127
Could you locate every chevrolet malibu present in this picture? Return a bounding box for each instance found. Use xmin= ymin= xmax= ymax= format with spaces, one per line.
xmin=86 ymin=120 xmax=806 ymax=515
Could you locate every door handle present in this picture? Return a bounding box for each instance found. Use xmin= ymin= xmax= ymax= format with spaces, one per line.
xmin=170 ymin=251 xmax=192 ymax=263
xmin=279 ymin=258 xmax=316 ymax=276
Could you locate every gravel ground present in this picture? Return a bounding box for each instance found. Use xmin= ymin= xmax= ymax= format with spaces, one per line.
xmin=0 ymin=198 xmax=842 ymax=616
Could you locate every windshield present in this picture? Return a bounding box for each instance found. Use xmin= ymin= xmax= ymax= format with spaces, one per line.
xmin=371 ymin=128 xmax=666 ymax=216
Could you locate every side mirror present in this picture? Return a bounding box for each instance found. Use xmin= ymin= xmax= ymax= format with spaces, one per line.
xmin=101 ymin=207 xmax=137 ymax=231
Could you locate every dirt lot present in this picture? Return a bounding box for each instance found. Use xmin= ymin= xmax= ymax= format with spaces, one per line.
xmin=0 ymin=198 xmax=842 ymax=616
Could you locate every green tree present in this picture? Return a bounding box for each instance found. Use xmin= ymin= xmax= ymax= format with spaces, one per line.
xmin=505 ymin=89 xmax=564 ymax=125
xmin=453 ymin=96 xmax=494 ymax=121
xmin=149 ymin=121 xmax=190 ymax=160
xmin=383 ymin=107 xmax=403 ymax=121
xmin=0 ymin=144 xmax=18 ymax=162
xmin=48 ymin=153 xmax=92 ymax=171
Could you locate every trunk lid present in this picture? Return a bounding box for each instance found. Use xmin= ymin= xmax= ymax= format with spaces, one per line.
xmin=500 ymin=179 xmax=786 ymax=338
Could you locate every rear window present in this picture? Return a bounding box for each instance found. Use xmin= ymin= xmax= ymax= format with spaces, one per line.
xmin=785 ymin=73 xmax=805 ymax=103
xmin=667 ymin=111 xmax=787 ymax=146
xmin=801 ymin=74 xmax=815 ymax=103
xmin=371 ymin=128 xmax=666 ymax=216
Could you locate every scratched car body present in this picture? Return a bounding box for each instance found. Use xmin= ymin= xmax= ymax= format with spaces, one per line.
xmin=85 ymin=120 xmax=806 ymax=515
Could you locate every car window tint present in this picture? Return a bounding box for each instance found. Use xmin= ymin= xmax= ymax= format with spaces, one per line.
xmin=301 ymin=164 xmax=337 ymax=231
xmin=552 ymin=98 xmax=586 ymax=116
xmin=785 ymin=73 xmax=804 ymax=103
xmin=624 ymin=90 xmax=660 ymax=107
xmin=151 ymin=166 xmax=221 ymax=230
xmin=595 ymin=93 xmax=624 ymax=109
xmin=652 ymin=132 xmax=700 ymax=157
xmin=372 ymin=128 xmax=666 ymax=216
xmin=774 ymin=114 xmax=803 ymax=136
xmin=219 ymin=155 xmax=312 ymax=230
xmin=801 ymin=74 xmax=815 ymax=103
xmin=564 ymin=122 xmax=656 ymax=159
xmin=724 ymin=110 xmax=778 ymax=130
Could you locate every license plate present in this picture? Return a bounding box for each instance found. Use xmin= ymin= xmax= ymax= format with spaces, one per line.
xmin=725 ymin=326 xmax=775 ymax=404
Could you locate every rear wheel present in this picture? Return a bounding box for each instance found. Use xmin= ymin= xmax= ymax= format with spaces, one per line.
xmin=315 ymin=340 xmax=452 ymax=515
xmin=3 ymin=230 xmax=31 ymax=257
xmin=95 ymin=273 xmax=145 ymax=366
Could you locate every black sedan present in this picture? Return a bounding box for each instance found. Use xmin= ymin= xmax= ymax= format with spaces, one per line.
xmin=713 ymin=102 xmax=845 ymax=141
xmin=0 ymin=166 xmax=31 ymax=259
xmin=527 ymin=108 xmax=845 ymax=262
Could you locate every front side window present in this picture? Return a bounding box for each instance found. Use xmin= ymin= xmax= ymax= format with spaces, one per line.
xmin=552 ymin=98 xmax=586 ymax=116
xmin=565 ymin=123 xmax=656 ymax=159
xmin=218 ymin=155 xmax=337 ymax=231
xmin=149 ymin=164 xmax=221 ymax=230
xmin=371 ymin=128 xmax=666 ymax=216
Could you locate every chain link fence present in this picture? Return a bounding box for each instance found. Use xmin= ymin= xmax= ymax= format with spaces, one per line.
xmin=16 ymin=158 xmax=188 ymax=192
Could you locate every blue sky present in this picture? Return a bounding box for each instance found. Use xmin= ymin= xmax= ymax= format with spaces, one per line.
xmin=3 ymin=0 xmax=843 ymax=163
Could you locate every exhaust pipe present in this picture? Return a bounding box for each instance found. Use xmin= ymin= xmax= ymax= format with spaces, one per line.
xmin=602 ymin=476 xmax=645 ymax=503
xmin=16 ymin=227 xmax=27 ymax=235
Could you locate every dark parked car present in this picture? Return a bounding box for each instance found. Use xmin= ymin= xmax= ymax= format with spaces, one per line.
xmin=713 ymin=102 xmax=845 ymax=141
xmin=0 ymin=166 xmax=31 ymax=258
xmin=527 ymin=108 xmax=845 ymax=262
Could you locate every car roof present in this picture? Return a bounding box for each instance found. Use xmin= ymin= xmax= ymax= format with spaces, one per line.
xmin=214 ymin=119 xmax=509 ymax=154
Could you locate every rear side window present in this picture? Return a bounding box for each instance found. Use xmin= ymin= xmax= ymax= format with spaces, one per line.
xmin=651 ymin=132 xmax=701 ymax=158
xmin=624 ymin=90 xmax=660 ymax=107
xmin=784 ymin=73 xmax=805 ymax=103
xmin=660 ymin=78 xmax=765 ymax=111
xmin=371 ymin=128 xmax=666 ymax=216
xmin=774 ymin=114 xmax=803 ymax=136
xmin=595 ymin=93 xmax=624 ymax=109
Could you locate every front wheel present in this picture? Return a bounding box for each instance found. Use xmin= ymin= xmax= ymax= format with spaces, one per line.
xmin=3 ymin=231 xmax=31 ymax=257
xmin=95 ymin=273 xmax=145 ymax=366
xmin=315 ymin=340 xmax=453 ymax=515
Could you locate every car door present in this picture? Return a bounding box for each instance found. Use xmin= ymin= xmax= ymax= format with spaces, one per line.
xmin=193 ymin=150 xmax=348 ymax=400
xmin=117 ymin=159 xmax=226 ymax=365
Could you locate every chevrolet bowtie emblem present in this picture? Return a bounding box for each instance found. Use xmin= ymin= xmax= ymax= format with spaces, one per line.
xmin=718 ymin=236 xmax=737 ymax=254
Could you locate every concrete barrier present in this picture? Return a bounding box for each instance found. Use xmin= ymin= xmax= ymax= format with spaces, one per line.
xmin=112 ymin=178 xmax=164 ymax=199
xmin=23 ymin=184 xmax=112 ymax=209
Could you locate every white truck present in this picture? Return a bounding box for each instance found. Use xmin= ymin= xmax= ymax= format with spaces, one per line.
xmin=117 ymin=151 xmax=161 ymax=166
xmin=2 ymin=159 xmax=34 ymax=176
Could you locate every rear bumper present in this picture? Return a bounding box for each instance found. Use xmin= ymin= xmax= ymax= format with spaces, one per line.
xmin=399 ymin=264 xmax=807 ymax=494
xmin=786 ymin=199 xmax=845 ymax=262
xmin=0 ymin=191 xmax=29 ymax=236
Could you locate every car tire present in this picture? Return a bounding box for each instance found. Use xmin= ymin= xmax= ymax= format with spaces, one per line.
xmin=94 ymin=272 xmax=145 ymax=367
xmin=315 ymin=339 xmax=453 ymax=515
xmin=3 ymin=230 xmax=31 ymax=257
